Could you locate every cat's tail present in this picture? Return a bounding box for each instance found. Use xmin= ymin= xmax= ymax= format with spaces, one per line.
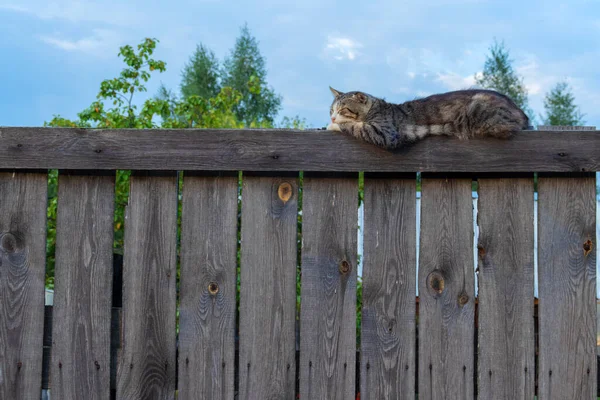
xmin=468 ymin=93 xmax=530 ymax=139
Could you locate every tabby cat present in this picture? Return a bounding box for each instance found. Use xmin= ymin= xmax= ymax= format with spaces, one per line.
xmin=327 ymin=87 xmax=529 ymax=149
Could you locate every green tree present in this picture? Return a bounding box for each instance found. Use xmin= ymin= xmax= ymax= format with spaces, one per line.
xmin=475 ymin=39 xmax=533 ymax=121
xmin=222 ymin=24 xmax=282 ymax=126
xmin=541 ymin=81 xmax=585 ymax=126
xmin=44 ymin=38 xmax=246 ymax=288
xmin=180 ymin=44 xmax=221 ymax=100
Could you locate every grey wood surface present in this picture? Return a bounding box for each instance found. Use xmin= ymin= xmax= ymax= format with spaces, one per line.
xmin=360 ymin=175 xmax=417 ymax=400
xmin=417 ymin=177 xmax=475 ymax=399
xmin=50 ymin=172 xmax=115 ymax=399
xmin=0 ymin=127 xmax=598 ymax=172
xmin=178 ymin=173 xmax=238 ymax=400
xmin=239 ymin=175 xmax=298 ymax=399
xmin=299 ymin=174 xmax=358 ymax=400
xmin=476 ymin=178 xmax=535 ymax=399
xmin=0 ymin=172 xmax=48 ymax=399
xmin=116 ymin=172 xmax=178 ymax=399
xmin=538 ymin=176 xmax=597 ymax=399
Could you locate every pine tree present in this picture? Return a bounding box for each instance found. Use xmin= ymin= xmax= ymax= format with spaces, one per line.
xmin=221 ymin=24 xmax=282 ymax=126
xmin=475 ymin=39 xmax=533 ymax=121
xmin=180 ymin=44 xmax=221 ymax=99
xmin=541 ymin=81 xmax=585 ymax=126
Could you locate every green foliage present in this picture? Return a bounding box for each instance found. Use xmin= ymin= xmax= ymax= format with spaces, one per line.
xmin=278 ymin=115 xmax=308 ymax=129
xmin=475 ymin=39 xmax=534 ymax=122
xmin=541 ymin=81 xmax=585 ymax=126
xmin=43 ymin=37 xmax=250 ymax=288
xmin=222 ymin=24 xmax=283 ymax=126
xmin=180 ymin=44 xmax=221 ymax=100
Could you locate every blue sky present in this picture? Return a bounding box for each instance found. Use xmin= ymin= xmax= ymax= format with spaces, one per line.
xmin=1 ymin=0 xmax=599 ymax=129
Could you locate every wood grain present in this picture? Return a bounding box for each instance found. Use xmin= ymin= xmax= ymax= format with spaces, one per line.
xmin=361 ymin=175 xmax=417 ymax=400
xmin=117 ymin=172 xmax=178 ymax=400
xmin=299 ymin=174 xmax=358 ymax=400
xmin=50 ymin=172 xmax=115 ymax=399
xmin=0 ymin=172 xmax=48 ymax=399
xmin=0 ymin=127 xmax=598 ymax=172
xmin=239 ymin=175 xmax=298 ymax=399
xmin=476 ymin=178 xmax=535 ymax=399
xmin=178 ymin=173 xmax=238 ymax=400
xmin=537 ymin=176 xmax=596 ymax=399
xmin=417 ymin=177 xmax=475 ymax=399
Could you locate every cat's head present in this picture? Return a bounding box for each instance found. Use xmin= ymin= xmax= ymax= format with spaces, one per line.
xmin=329 ymin=87 xmax=375 ymax=124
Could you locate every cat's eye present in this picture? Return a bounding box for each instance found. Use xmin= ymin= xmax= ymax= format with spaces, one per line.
xmin=339 ymin=107 xmax=358 ymax=119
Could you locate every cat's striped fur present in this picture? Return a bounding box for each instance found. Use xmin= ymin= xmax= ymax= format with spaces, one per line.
xmin=327 ymin=87 xmax=529 ymax=150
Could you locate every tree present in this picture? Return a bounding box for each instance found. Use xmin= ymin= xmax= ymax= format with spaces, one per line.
xmin=221 ymin=24 xmax=282 ymax=126
xmin=541 ymin=81 xmax=585 ymax=126
xmin=180 ymin=44 xmax=221 ymax=100
xmin=44 ymin=37 xmax=246 ymax=288
xmin=475 ymin=39 xmax=533 ymax=121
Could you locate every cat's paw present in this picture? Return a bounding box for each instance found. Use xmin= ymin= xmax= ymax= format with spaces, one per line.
xmin=327 ymin=122 xmax=341 ymax=132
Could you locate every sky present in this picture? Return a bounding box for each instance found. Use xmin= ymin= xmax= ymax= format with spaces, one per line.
xmin=0 ymin=0 xmax=599 ymax=129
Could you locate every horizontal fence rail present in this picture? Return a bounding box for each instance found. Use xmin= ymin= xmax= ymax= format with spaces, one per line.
xmin=0 ymin=127 xmax=598 ymax=399
xmin=0 ymin=127 xmax=598 ymax=172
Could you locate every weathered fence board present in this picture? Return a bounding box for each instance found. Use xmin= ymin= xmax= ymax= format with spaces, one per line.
xmin=418 ymin=177 xmax=475 ymax=399
xmin=361 ymin=174 xmax=417 ymax=400
xmin=0 ymin=172 xmax=47 ymax=399
xmin=177 ymin=172 xmax=238 ymax=400
xmin=476 ymin=177 xmax=535 ymax=399
xmin=0 ymin=127 xmax=598 ymax=172
xmin=239 ymin=174 xmax=298 ymax=399
xmin=538 ymin=176 xmax=597 ymax=399
xmin=117 ymin=172 xmax=178 ymax=399
xmin=50 ymin=172 xmax=115 ymax=399
xmin=300 ymin=173 xmax=358 ymax=400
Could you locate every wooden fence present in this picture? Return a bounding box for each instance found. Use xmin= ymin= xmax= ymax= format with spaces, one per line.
xmin=0 ymin=127 xmax=598 ymax=399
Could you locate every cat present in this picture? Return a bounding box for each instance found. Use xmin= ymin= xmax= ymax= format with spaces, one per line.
xmin=326 ymin=87 xmax=529 ymax=150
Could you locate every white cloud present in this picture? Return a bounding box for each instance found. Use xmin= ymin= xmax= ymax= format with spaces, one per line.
xmin=39 ymin=29 xmax=120 ymax=54
xmin=436 ymin=72 xmax=477 ymax=90
xmin=324 ymin=35 xmax=363 ymax=61
xmin=0 ymin=1 xmax=144 ymax=26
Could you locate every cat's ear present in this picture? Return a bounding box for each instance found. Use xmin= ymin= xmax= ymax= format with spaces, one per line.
xmin=329 ymin=86 xmax=343 ymax=97
xmin=353 ymin=92 xmax=367 ymax=103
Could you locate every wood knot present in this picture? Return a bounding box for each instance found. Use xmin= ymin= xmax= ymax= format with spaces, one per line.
xmin=0 ymin=232 xmax=19 ymax=253
xmin=17 ymin=361 xmax=22 ymax=370
xmin=583 ymin=239 xmax=592 ymax=256
xmin=277 ymin=182 xmax=293 ymax=203
xmin=426 ymin=270 xmax=445 ymax=297
xmin=94 ymin=360 xmax=100 ymax=370
xmin=458 ymin=293 xmax=469 ymax=306
xmin=477 ymin=245 xmax=486 ymax=259
xmin=208 ymin=282 xmax=219 ymax=295
xmin=339 ymin=260 xmax=351 ymax=274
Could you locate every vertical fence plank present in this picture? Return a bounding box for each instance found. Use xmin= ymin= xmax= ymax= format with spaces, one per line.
xmin=477 ymin=177 xmax=535 ymax=399
xmin=117 ymin=172 xmax=178 ymax=400
xmin=0 ymin=171 xmax=47 ymax=399
xmin=50 ymin=172 xmax=115 ymax=399
xmin=300 ymin=173 xmax=358 ymax=400
xmin=239 ymin=174 xmax=298 ymax=398
xmin=361 ymin=174 xmax=416 ymax=399
xmin=178 ymin=172 xmax=238 ymax=400
xmin=538 ymin=176 xmax=596 ymax=399
xmin=418 ymin=177 xmax=475 ymax=399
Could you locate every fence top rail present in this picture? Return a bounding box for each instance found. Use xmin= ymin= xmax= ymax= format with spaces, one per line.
xmin=0 ymin=127 xmax=598 ymax=173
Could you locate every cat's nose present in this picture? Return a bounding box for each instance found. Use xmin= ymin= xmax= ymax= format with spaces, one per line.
xmin=331 ymin=116 xmax=336 ymax=123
